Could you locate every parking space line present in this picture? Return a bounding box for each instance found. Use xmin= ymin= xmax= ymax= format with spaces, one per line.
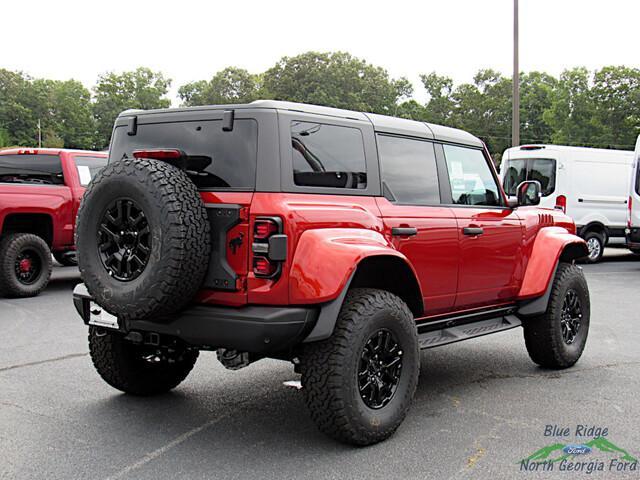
xmin=0 ymin=352 xmax=88 ymax=373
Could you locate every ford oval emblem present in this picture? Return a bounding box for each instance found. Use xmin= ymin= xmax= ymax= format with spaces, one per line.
xmin=563 ymin=444 xmax=592 ymax=455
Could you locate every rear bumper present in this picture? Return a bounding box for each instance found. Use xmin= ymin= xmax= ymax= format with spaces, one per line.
xmin=626 ymin=227 xmax=640 ymax=247
xmin=73 ymin=284 xmax=319 ymax=354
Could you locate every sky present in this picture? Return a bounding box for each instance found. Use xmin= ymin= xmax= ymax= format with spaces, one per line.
xmin=2 ymin=0 xmax=639 ymax=104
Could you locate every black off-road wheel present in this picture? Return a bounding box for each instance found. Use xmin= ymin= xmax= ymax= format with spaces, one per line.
xmin=53 ymin=251 xmax=78 ymax=267
xmin=523 ymin=263 xmax=590 ymax=369
xmin=76 ymin=158 xmax=211 ymax=320
xmin=0 ymin=233 xmax=52 ymax=298
xmin=89 ymin=327 xmax=199 ymax=395
xmin=300 ymin=288 xmax=420 ymax=446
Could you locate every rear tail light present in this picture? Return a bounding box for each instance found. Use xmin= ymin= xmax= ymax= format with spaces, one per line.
xmin=252 ymin=217 xmax=286 ymax=278
xmin=253 ymin=257 xmax=278 ymax=277
xmin=628 ymin=196 xmax=633 ymax=228
xmin=254 ymin=219 xmax=279 ymax=239
xmin=555 ymin=195 xmax=567 ymax=213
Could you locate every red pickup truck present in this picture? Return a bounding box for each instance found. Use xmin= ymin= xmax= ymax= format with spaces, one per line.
xmin=0 ymin=148 xmax=107 ymax=297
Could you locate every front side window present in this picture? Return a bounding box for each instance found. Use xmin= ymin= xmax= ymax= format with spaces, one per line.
xmin=504 ymin=158 xmax=556 ymax=196
xmin=0 ymin=154 xmax=64 ymax=185
xmin=291 ymin=121 xmax=367 ymax=189
xmin=377 ymin=134 xmax=440 ymax=204
xmin=444 ymin=145 xmax=501 ymax=206
xmin=74 ymin=155 xmax=107 ymax=186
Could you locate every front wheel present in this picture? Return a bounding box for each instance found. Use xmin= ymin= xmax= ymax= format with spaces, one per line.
xmin=89 ymin=327 xmax=199 ymax=395
xmin=301 ymin=288 xmax=420 ymax=445
xmin=523 ymin=263 xmax=590 ymax=369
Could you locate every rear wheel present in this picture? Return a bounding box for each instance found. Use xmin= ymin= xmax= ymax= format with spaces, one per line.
xmin=523 ymin=263 xmax=590 ymax=369
xmin=301 ymin=288 xmax=420 ymax=445
xmin=0 ymin=233 xmax=52 ymax=298
xmin=89 ymin=327 xmax=199 ymax=395
xmin=583 ymin=231 xmax=604 ymax=263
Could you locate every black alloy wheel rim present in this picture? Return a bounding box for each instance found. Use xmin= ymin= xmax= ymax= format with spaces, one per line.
xmin=97 ymin=198 xmax=151 ymax=281
xmin=560 ymin=288 xmax=583 ymax=345
xmin=14 ymin=249 xmax=41 ymax=285
xmin=358 ymin=329 xmax=403 ymax=409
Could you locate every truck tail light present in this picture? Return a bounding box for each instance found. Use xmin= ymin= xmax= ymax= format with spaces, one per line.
xmin=555 ymin=195 xmax=567 ymax=213
xmin=252 ymin=217 xmax=286 ymax=279
xmin=628 ymin=196 xmax=633 ymax=228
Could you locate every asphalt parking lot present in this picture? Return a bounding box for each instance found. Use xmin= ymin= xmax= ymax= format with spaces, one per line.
xmin=1 ymin=251 xmax=639 ymax=480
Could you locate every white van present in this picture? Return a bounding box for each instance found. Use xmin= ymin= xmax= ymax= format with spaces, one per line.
xmin=501 ymin=144 xmax=634 ymax=263
xmin=626 ymin=135 xmax=640 ymax=253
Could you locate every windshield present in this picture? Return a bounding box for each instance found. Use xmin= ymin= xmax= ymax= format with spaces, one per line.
xmin=74 ymin=155 xmax=107 ymax=186
xmin=0 ymin=154 xmax=64 ymax=185
xmin=503 ymin=158 xmax=556 ymax=196
xmin=109 ymin=119 xmax=258 ymax=190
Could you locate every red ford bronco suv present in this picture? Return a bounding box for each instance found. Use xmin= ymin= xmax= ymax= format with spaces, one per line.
xmin=0 ymin=148 xmax=107 ymax=297
xmin=72 ymin=101 xmax=590 ymax=445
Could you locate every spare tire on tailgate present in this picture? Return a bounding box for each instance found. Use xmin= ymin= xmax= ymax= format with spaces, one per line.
xmin=76 ymin=158 xmax=211 ymax=320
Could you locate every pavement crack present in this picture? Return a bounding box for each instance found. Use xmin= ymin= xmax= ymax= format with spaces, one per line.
xmin=0 ymin=352 xmax=89 ymax=373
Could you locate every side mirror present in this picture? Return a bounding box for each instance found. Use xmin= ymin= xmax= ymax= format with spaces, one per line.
xmin=516 ymin=180 xmax=542 ymax=207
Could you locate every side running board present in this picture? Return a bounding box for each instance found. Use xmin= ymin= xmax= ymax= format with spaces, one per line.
xmin=417 ymin=314 xmax=521 ymax=350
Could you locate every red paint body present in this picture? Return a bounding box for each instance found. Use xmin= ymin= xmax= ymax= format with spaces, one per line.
xmin=0 ymin=148 xmax=108 ymax=252
xmin=196 ymin=187 xmax=586 ymax=319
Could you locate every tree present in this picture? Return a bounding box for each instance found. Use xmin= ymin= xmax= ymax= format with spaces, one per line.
xmin=261 ymin=51 xmax=412 ymax=114
xmin=419 ymin=72 xmax=455 ymax=125
xmin=93 ymin=67 xmax=171 ymax=148
xmin=49 ymin=80 xmax=96 ymax=149
xmin=0 ymin=69 xmax=41 ymax=146
xmin=179 ymin=67 xmax=259 ymax=106
xmin=520 ymin=71 xmax=557 ymax=145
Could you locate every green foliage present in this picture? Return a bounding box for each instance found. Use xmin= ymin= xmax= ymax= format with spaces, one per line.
xmin=261 ymin=51 xmax=412 ymax=115
xmin=93 ymin=67 xmax=171 ymax=148
xmin=179 ymin=67 xmax=260 ymax=106
xmin=1 ymin=55 xmax=639 ymax=157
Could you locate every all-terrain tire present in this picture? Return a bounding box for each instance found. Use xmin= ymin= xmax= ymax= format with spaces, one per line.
xmin=0 ymin=233 xmax=52 ymax=298
xmin=300 ymin=288 xmax=420 ymax=446
xmin=582 ymin=231 xmax=604 ymax=263
xmin=88 ymin=327 xmax=199 ymax=395
xmin=523 ymin=263 xmax=590 ymax=369
xmin=76 ymin=158 xmax=211 ymax=320
xmin=53 ymin=251 xmax=78 ymax=267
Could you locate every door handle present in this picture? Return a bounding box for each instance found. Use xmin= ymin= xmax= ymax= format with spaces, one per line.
xmin=392 ymin=227 xmax=418 ymax=237
xmin=463 ymin=227 xmax=484 ymax=236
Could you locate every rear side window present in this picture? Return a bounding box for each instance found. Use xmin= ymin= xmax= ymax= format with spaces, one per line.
xmin=74 ymin=156 xmax=107 ymax=186
xmin=377 ymin=134 xmax=440 ymax=204
xmin=0 ymin=154 xmax=64 ymax=185
xmin=443 ymin=145 xmax=501 ymax=206
xmin=291 ymin=121 xmax=367 ymax=189
xmin=635 ymin=161 xmax=640 ymax=195
xmin=109 ymin=119 xmax=258 ymax=190
xmin=504 ymin=158 xmax=556 ymax=196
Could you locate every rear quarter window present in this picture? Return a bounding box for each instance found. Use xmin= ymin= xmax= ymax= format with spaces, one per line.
xmin=109 ymin=119 xmax=258 ymax=190
xmin=291 ymin=121 xmax=367 ymax=189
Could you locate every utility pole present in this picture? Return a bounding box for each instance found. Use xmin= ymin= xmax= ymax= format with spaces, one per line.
xmin=512 ymin=0 xmax=520 ymax=147
xmin=37 ymin=119 xmax=42 ymax=148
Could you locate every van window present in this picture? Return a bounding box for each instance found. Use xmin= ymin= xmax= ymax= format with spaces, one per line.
xmin=291 ymin=121 xmax=367 ymax=189
xmin=109 ymin=119 xmax=258 ymax=190
xmin=636 ymin=163 xmax=640 ymax=195
xmin=443 ymin=145 xmax=501 ymax=206
xmin=503 ymin=158 xmax=556 ymax=196
xmin=377 ymin=134 xmax=439 ymax=204
xmin=74 ymin=156 xmax=107 ymax=186
xmin=0 ymin=154 xmax=64 ymax=185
